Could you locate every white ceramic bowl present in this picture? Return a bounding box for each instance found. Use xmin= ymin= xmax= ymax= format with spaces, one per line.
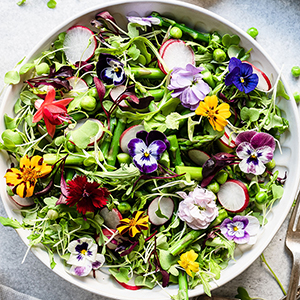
xmin=1 ymin=1 xmax=300 ymax=299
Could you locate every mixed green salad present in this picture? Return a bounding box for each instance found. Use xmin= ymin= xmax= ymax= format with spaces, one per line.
xmin=0 ymin=10 xmax=290 ymax=299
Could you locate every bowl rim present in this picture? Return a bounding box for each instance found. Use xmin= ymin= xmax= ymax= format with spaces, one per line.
xmin=1 ymin=0 xmax=300 ymax=299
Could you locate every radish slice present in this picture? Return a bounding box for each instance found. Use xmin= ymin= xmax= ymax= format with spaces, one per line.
xmin=119 ymin=125 xmax=144 ymax=153
xmin=9 ymin=195 xmax=34 ymax=208
xmin=110 ymin=85 xmax=128 ymax=108
xmin=101 ymin=228 xmax=123 ymax=250
xmin=244 ymin=61 xmax=272 ymax=92
xmin=188 ymin=149 xmax=210 ymax=166
xmin=67 ymin=76 xmax=88 ymax=96
xmin=66 ymin=118 xmax=104 ymax=147
xmin=218 ymin=126 xmax=236 ymax=153
xmin=99 ymin=207 xmax=122 ymax=229
xmin=158 ymin=39 xmax=195 ymax=74
xmin=115 ymin=279 xmax=142 ymax=291
xmin=147 ymin=196 xmax=174 ymax=226
xmin=217 ymin=180 xmax=249 ymax=213
xmin=63 ymin=25 xmax=97 ymax=64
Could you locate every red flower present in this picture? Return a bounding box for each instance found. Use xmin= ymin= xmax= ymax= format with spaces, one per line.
xmin=66 ymin=175 xmax=110 ymax=214
xmin=32 ymin=86 xmax=73 ymax=138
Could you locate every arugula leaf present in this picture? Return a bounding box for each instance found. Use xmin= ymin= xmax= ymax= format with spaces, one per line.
xmin=0 ymin=216 xmax=22 ymax=229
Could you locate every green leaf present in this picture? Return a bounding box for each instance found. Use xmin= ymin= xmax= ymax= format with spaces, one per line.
xmin=69 ymin=120 xmax=100 ymax=149
xmin=222 ymin=34 xmax=240 ymax=47
xmin=4 ymin=114 xmax=17 ymax=130
xmin=135 ymin=275 xmax=156 ymax=289
xmin=227 ymin=45 xmax=244 ymax=58
xmin=44 ymin=197 xmax=59 ymax=209
xmin=263 ymin=112 xmax=284 ymax=131
xmin=235 ymin=286 xmax=252 ymax=300
xmin=17 ymin=0 xmax=26 ymax=5
xmin=109 ymin=267 xmax=130 ymax=283
xmin=127 ymin=44 xmax=141 ymax=60
xmin=165 ymin=112 xmax=181 ymax=130
xmin=67 ymin=95 xmax=83 ymax=112
xmin=4 ymin=70 xmax=20 ymax=85
xmin=272 ymin=184 xmax=284 ymax=200
xmin=20 ymin=90 xmax=39 ymax=105
xmin=276 ymin=80 xmax=289 ymax=100
xmin=127 ymin=23 xmax=140 ymax=38
xmin=240 ymin=107 xmax=260 ymax=122
xmin=19 ymin=63 xmax=35 ymax=75
xmin=159 ymin=249 xmax=178 ymax=271
xmin=0 ymin=216 xmax=22 ymax=229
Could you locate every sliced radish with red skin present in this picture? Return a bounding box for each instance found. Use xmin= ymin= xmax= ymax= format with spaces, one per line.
xmin=66 ymin=118 xmax=104 ymax=147
xmin=9 ymin=195 xmax=35 ymax=208
xmin=244 ymin=61 xmax=272 ymax=92
xmin=115 ymin=279 xmax=142 ymax=290
xmin=157 ymin=39 xmax=176 ymax=71
xmin=158 ymin=39 xmax=195 ymax=74
xmin=147 ymin=196 xmax=174 ymax=226
xmin=101 ymin=228 xmax=125 ymax=250
xmin=217 ymin=179 xmax=249 ymax=213
xmin=63 ymin=25 xmax=97 ymax=64
xmin=67 ymin=76 xmax=88 ymax=96
xmin=110 ymin=85 xmax=128 ymax=108
xmin=119 ymin=124 xmax=144 ymax=153
xmin=99 ymin=207 xmax=122 ymax=229
xmin=218 ymin=127 xmax=236 ymax=153
xmin=188 ymin=149 xmax=210 ymax=166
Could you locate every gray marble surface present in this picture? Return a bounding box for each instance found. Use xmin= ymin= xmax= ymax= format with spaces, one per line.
xmin=0 ymin=0 xmax=300 ymax=299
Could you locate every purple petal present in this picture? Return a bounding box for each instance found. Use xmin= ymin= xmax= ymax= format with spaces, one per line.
xmin=147 ymin=140 xmax=167 ymax=159
xmin=146 ymin=130 xmax=170 ymax=148
xmin=133 ymin=153 xmax=158 ymax=173
xmin=100 ymin=68 xmax=114 ymax=84
xmin=75 ymin=242 xmax=88 ymax=254
xmin=236 ymin=142 xmax=254 ymax=159
xmin=224 ymin=67 xmax=240 ymax=86
xmin=128 ymin=138 xmax=147 ymax=157
xmin=228 ymin=57 xmax=242 ymax=72
xmin=235 ymin=131 xmax=257 ymax=146
xmin=232 ymin=76 xmax=245 ymax=92
xmin=234 ymin=231 xmax=250 ymax=244
xmin=250 ymin=132 xmax=276 ymax=150
xmin=232 ymin=215 xmax=249 ymax=226
xmin=243 ymin=73 xmax=259 ymax=93
xmin=256 ymin=146 xmax=274 ymax=163
xmin=240 ymin=63 xmax=253 ymax=77
xmin=70 ymin=265 xmax=92 ymax=276
xmin=136 ymin=130 xmax=148 ymax=143
xmin=239 ymin=156 xmax=266 ymax=175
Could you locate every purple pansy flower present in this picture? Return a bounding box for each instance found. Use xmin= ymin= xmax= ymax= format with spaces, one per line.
xmin=96 ymin=54 xmax=126 ymax=86
xmin=220 ymin=215 xmax=260 ymax=244
xmin=177 ymin=186 xmax=219 ymax=230
xmin=67 ymin=237 xmax=105 ymax=276
xmin=235 ymin=131 xmax=275 ymax=175
xmin=167 ymin=64 xmax=210 ymax=111
xmin=225 ymin=57 xmax=259 ymax=93
xmin=128 ymin=130 xmax=168 ymax=173
xmin=127 ymin=16 xmax=160 ymax=27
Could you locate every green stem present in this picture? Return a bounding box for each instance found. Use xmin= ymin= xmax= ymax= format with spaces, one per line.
xmin=175 ymin=166 xmax=203 ymax=181
xmin=150 ymin=12 xmax=210 ymax=43
xmin=106 ymin=118 xmax=127 ymax=166
xmin=130 ymin=67 xmax=165 ymax=79
xmin=178 ymin=270 xmax=189 ymax=300
xmin=148 ymin=88 xmax=164 ymax=101
xmin=100 ymin=117 xmax=117 ymax=159
xmin=260 ymin=253 xmax=286 ymax=295
xmin=167 ymin=135 xmax=184 ymax=167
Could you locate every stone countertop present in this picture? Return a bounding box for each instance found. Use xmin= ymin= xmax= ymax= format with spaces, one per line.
xmin=0 ymin=0 xmax=299 ymax=299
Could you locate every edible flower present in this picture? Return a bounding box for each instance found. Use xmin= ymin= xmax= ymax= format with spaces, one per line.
xmin=168 ymin=64 xmax=210 ymax=111
xmin=67 ymin=237 xmax=105 ymax=276
xmin=128 ymin=130 xmax=168 ymax=173
xmin=220 ymin=215 xmax=260 ymax=244
xmin=235 ymin=130 xmax=275 ymax=175
xmin=177 ymin=186 xmax=219 ymax=230
xmin=117 ymin=211 xmax=149 ymax=237
xmin=32 ymin=86 xmax=73 ymax=138
xmin=195 ymin=95 xmax=231 ymax=131
xmin=96 ymin=54 xmax=126 ymax=86
xmin=225 ymin=57 xmax=258 ymax=93
xmin=126 ymin=16 xmax=160 ymax=26
xmin=66 ymin=175 xmax=110 ymax=215
xmin=178 ymin=249 xmax=199 ymax=277
xmin=4 ymin=155 xmax=52 ymax=198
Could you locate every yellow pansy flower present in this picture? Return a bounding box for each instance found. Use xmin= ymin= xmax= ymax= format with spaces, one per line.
xmin=4 ymin=155 xmax=52 ymax=198
xmin=178 ymin=249 xmax=200 ymax=277
xmin=195 ymin=95 xmax=231 ymax=132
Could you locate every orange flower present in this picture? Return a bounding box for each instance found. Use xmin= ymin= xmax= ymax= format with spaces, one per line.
xmin=4 ymin=155 xmax=52 ymax=198
xmin=117 ymin=211 xmax=149 ymax=237
xmin=195 ymin=95 xmax=231 ymax=132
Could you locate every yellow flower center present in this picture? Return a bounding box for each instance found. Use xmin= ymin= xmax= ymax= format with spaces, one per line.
xmin=233 ymin=226 xmax=238 ymax=231
xmin=22 ymin=168 xmax=38 ymax=182
xmin=251 ymin=153 xmax=257 ymax=159
xmin=144 ymin=151 xmax=150 ymax=157
xmin=240 ymin=77 xmax=245 ymax=83
xmin=114 ymin=67 xmax=119 ymax=73
xmin=81 ymin=249 xmax=87 ymax=255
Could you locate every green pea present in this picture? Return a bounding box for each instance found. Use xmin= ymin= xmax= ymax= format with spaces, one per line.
xmin=294 ymin=91 xmax=300 ymax=103
xmin=266 ymin=158 xmax=276 ymax=170
xmin=47 ymin=209 xmax=58 ymax=220
xmin=66 ymin=141 xmax=76 ymax=152
xmin=88 ymin=87 xmax=99 ymax=99
xmin=118 ymin=202 xmax=131 ymax=215
xmin=246 ymin=27 xmax=259 ymax=39
xmin=80 ymin=96 xmax=97 ymax=111
xmin=215 ymin=170 xmax=228 ymax=185
xmin=213 ymin=48 xmax=226 ymax=62
xmin=291 ymin=66 xmax=300 ymax=77
xmin=117 ymin=153 xmax=131 ymax=165
xmin=255 ymin=191 xmax=268 ymax=204
xmin=36 ymin=62 xmax=50 ymax=75
xmin=207 ymin=181 xmax=220 ymax=194
xmin=170 ymin=27 xmax=183 ymax=39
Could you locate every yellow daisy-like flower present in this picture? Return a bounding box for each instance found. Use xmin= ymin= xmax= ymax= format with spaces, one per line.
xmin=4 ymin=155 xmax=52 ymax=198
xmin=195 ymin=95 xmax=231 ymax=132
xmin=116 ymin=211 xmax=149 ymax=238
xmin=178 ymin=249 xmax=200 ymax=277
